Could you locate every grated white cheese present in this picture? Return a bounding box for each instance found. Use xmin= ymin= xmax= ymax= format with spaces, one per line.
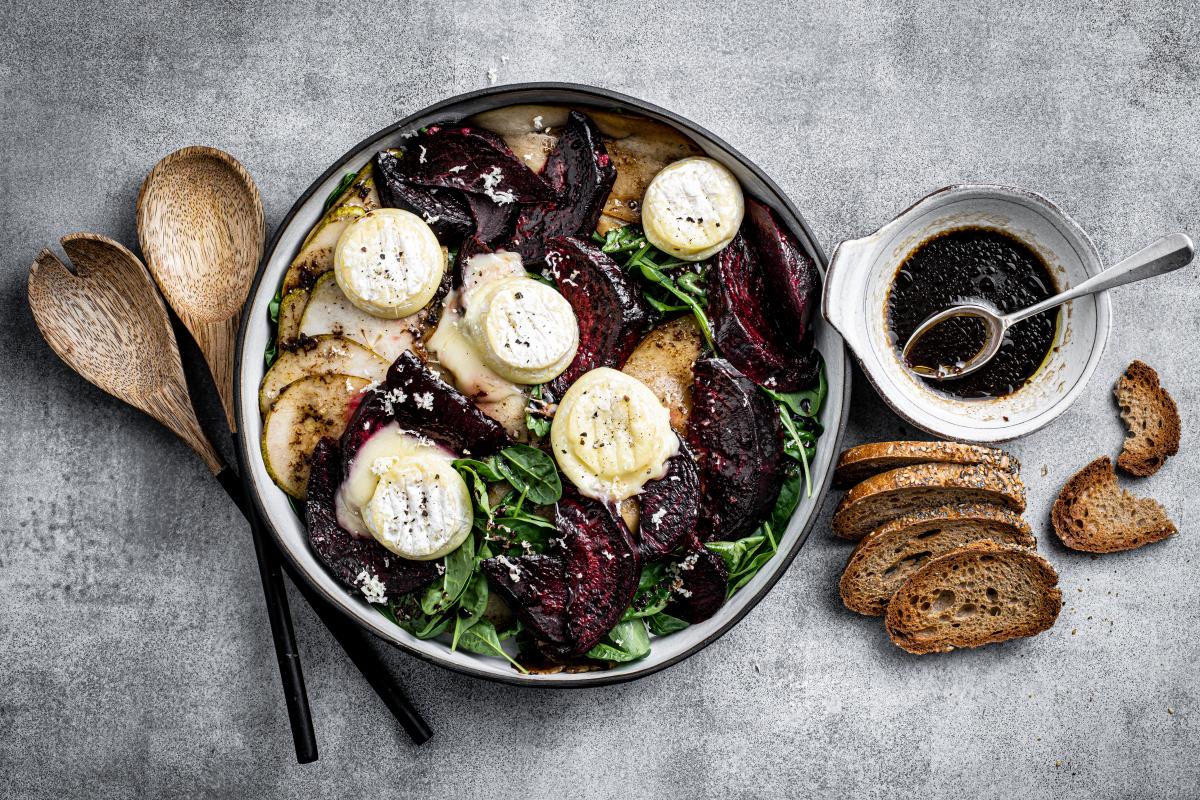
xmin=418 ymin=145 xmax=427 ymax=164
xmin=414 ymin=392 xmax=434 ymax=411
xmin=480 ymin=166 xmax=516 ymax=205
xmin=354 ymin=570 xmax=387 ymax=604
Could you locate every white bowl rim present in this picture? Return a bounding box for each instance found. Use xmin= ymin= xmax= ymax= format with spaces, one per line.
xmin=823 ymin=183 xmax=1113 ymax=443
xmin=233 ymin=82 xmax=851 ymax=686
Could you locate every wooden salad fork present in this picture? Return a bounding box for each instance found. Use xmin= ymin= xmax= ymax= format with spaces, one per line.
xmin=28 ymin=234 xmax=431 ymax=762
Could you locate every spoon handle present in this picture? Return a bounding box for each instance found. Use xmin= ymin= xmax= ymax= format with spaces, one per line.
xmin=1011 ymin=233 xmax=1194 ymax=323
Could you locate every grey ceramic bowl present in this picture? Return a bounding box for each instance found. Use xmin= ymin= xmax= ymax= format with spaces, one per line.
xmin=234 ymin=83 xmax=850 ymax=686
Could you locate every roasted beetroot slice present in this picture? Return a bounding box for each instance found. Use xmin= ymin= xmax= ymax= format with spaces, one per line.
xmin=401 ymin=124 xmax=555 ymax=203
xmin=708 ymin=232 xmax=818 ymax=391
xmin=305 ymin=438 xmax=439 ymax=598
xmin=544 ymin=236 xmax=652 ymax=398
xmin=665 ymin=546 xmax=729 ymax=624
xmin=340 ymin=386 xmax=392 ymax=472
xmin=558 ymin=494 xmax=641 ymax=655
xmin=385 ymin=351 xmax=511 ymax=456
xmin=638 ymin=445 xmax=701 ymax=561
xmin=451 ymin=236 xmax=493 ymax=288
xmin=463 ymin=192 xmax=518 ymax=246
xmin=373 ymin=149 xmax=473 ymax=242
xmin=481 ymin=554 xmax=569 ymax=646
xmin=512 ymin=111 xmax=617 ymax=265
xmin=687 ymin=357 xmax=785 ymax=541
xmin=745 ymin=198 xmax=821 ymax=351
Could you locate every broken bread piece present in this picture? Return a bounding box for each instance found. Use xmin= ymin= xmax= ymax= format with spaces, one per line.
xmin=1115 ymin=360 xmax=1180 ymax=477
xmin=832 ymin=462 xmax=1026 ymax=541
xmin=833 ymin=440 xmax=1019 ymax=489
xmin=840 ymin=503 xmax=1035 ymax=616
xmin=885 ymin=540 xmax=1061 ymax=655
xmin=1052 ymin=456 xmax=1177 ymax=553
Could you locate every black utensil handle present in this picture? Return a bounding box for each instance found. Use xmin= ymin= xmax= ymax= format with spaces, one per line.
xmin=218 ymin=460 xmax=433 ymax=745
xmin=215 ymin=467 xmax=319 ymax=763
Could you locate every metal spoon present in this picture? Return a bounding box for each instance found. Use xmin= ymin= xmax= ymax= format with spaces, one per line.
xmin=134 ymin=147 xmax=431 ymax=745
xmin=902 ymin=232 xmax=1195 ymax=380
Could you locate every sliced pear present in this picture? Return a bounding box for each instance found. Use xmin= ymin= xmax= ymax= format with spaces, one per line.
xmin=281 ymin=163 xmax=381 ymax=295
xmin=259 ymin=335 xmax=387 ymax=413
xmin=275 ymin=288 xmax=309 ymax=348
xmin=298 ymin=272 xmax=425 ymax=363
xmin=622 ymin=316 xmax=704 ymax=435
xmin=262 ymin=373 xmax=370 ymax=498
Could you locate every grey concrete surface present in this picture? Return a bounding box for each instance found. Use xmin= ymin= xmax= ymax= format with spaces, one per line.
xmin=2 ymin=1 xmax=1197 ymax=797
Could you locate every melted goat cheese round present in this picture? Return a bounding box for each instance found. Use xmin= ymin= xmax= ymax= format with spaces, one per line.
xmin=334 ymin=208 xmax=446 ymax=319
xmin=463 ymin=276 xmax=579 ymax=385
xmin=335 ymin=423 xmax=472 ymax=560
xmin=550 ymin=368 xmax=679 ymax=501
xmin=641 ymin=157 xmax=744 ymax=261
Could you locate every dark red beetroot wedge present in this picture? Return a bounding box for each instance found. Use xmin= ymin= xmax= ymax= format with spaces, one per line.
xmin=512 ymin=110 xmax=617 ymax=265
xmin=463 ymin=192 xmax=518 ymax=246
xmin=341 ymin=385 xmax=393 ymax=472
xmin=544 ymin=236 xmax=652 ymax=398
xmin=638 ymin=445 xmax=700 ymax=561
xmin=401 ymin=124 xmax=556 ymax=203
xmin=373 ymin=149 xmax=474 ymax=242
xmin=385 ymin=351 xmax=512 ymax=456
xmin=480 ymin=554 xmax=570 ymax=647
xmin=708 ymin=232 xmax=818 ymax=391
xmin=687 ymin=357 xmax=786 ymax=541
xmin=666 ymin=545 xmax=729 ymax=624
xmin=744 ymin=198 xmax=822 ymax=352
xmin=558 ymin=493 xmax=641 ymax=655
xmin=305 ymin=437 xmax=440 ymax=598
xmin=451 ymin=235 xmax=493 ymax=288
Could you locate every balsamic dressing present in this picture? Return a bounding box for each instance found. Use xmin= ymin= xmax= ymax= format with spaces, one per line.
xmin=887 ymin=228 xmax=1058 ymax=398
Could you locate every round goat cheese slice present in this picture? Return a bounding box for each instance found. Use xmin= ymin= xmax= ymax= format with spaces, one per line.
xmin=463 ymin=275 xmax=579 ymax=385
xmin=334 ymin=208 xmax=446 ymax=319
xmin=550 ymin=368 xmax=679 ymax=501
xmin=641 ymin=157 xmax=744 ymax=261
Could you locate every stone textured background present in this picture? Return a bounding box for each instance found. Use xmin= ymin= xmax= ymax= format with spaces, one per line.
xmin=2 ymin=1 xmax=1197 ymax=797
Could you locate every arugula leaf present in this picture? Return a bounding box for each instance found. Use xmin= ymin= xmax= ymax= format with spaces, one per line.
xmin=647 ymin=612 xmax=689 ymax=636
xmin=321 ymin=171 xmax=357 ymax=215
xmin=457 ymin=619 xmax=528 ymax=673
xmin=495 ymin=445 xmax=562 ymax=505
xmin=586 ymin=619 xmax=651 ymax=662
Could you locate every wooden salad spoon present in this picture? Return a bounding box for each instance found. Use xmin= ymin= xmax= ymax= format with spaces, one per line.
xmin=134 ymin=147 xmax=432 ymax=745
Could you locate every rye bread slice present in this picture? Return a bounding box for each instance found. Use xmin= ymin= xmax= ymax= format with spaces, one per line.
xmin=1051 ymin=456 xmax=1177 ymax=553
xmin=833 ymin=441 xmax=1020 ymax=488
xmin=885 ymin=540 xmax=1061 ymax=654
xmin=840 ymin=503 xmax=1035 ymax=616
xmin=831 ymin=462 xmax=1026 ymax=541
xmin=1114 ymin=360 xmax=1180 ymax=477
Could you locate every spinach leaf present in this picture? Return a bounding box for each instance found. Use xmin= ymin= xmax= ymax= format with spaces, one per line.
xmin=420 ymin=532 xmax=476 ymax=615
xmin=321 ymin=170 xmax=357 ymax=215
xmin=646 ymin=612 xmax=689 ymax=636
xmin=264 ymin=286 xmax=283 ymax=367
xmin=451 ymin=570 xmax=490 ymax=650
xmin=769 ymin=470 xmax=803 ymax=535
xmin=763 ymin=359 xmax=827 ymax=418
xmin=453 ymin=457 xmax=505 ymax=483
xmin=586 ymin=619 xmax=651 ymax=662
xmin=524 ymin=385 xmax=553 ymax=439
xmin=457 ymin=619 xmax=528 ymax=673
xmin=496 ymin=445 xmax=561 ymax=505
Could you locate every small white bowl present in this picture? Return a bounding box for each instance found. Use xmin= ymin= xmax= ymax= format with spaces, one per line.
xmin=823 ymin=184 xmax=1112 ymax=442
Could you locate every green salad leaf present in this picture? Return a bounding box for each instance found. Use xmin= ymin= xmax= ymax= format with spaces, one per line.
xmin=322 ymin=171 xmax=358 ymax=215
xmin=495 ymin=445 xmax=562 ymax=505
xmin=524 ymin=384 xmax=552 ymax=439
xmin=457 ymin=619 xmax=528 ymax=673
xmin=586 ymin=618 xmax=651 ymax=662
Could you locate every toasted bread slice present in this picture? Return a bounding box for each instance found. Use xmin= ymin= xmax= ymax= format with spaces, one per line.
xmin=1051 ymin=456 xmax=1176 ymax=553
xmin=832 ymin=462 xmax=1026 ymax=541
xmin=840 ymin=503 xmax=1035 ymax=616
xmin=885 ymin=540 xmax=1061 ymax=654
xmin=1114 ymin=361 xmax=1180 ymax=477
xmin=834 ymin=441 xmax=1020 ymax=488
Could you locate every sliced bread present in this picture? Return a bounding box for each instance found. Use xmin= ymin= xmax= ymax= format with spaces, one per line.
xmin=1114 ymin=360 xmax=1180 ymax=477
xmin=840 ymin=503 xmax=1035 ymax=616
xmin=833 ymin=440 xmax=1020 ymax=488
xmin=1051 ymin=456 xmax=1177 ymax=553
xmin=831 ymin=462 xmax=1026 ymax=541
xmin=885 ymin=540 xmax=1061 ymax=654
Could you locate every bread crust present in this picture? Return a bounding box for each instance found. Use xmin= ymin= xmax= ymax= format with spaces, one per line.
xmin=1114 ymin=360 xmax=1180 ymax=477
xmin=833 ymin=441 xmax=1020 ymax=488
xmin=1051 ymin=456 xmax=1177 ymax=553
xmin=832 ymin=462 xmax=1026 ymax=541
xmin=840 ymin=503 xmax=1035 ymax=616
xmin=885 ymin=540 xmax=1061 ymax=655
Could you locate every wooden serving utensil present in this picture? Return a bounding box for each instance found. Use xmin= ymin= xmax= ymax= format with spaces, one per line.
xmin=135 ymin=146 xmax=263 ymax=431
xmin=27 ymin=233 xmax=317 ymax=762
xmin=134 ymin=147 xmax=433 ymax=745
